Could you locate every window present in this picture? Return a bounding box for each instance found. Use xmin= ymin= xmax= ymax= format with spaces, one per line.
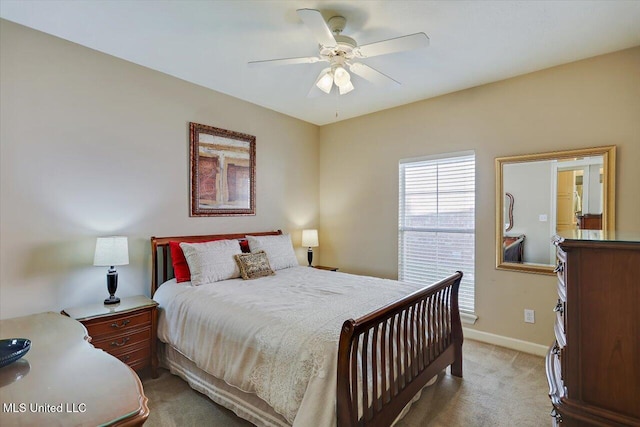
xmin=399 ymin=151 xmax=476 ymax=317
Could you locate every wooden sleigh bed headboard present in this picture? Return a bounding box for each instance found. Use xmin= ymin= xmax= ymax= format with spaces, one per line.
xmin=150 ymin=230 xmax=463 ymax=427
xmin=150 ymin=230 xmax=282 ymax=295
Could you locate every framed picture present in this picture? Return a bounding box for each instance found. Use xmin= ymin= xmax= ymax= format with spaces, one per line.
xmin=189 ymin=122 xmax=256 ymax=216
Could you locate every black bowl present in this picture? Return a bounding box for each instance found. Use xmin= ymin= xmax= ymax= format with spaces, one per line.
xmin=0 ymin=338 xmax=31 ymax=368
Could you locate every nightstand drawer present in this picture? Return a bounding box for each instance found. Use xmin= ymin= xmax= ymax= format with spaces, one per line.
xmin=84 ymin=310 xmax=151 ymax=338
xmin=92 ymin=327 xmax=151 ymax=353
xmin=112 ymin=343 xmax=151 ymax=370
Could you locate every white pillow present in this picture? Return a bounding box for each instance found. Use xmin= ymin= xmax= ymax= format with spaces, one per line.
xmin=246 ymin=234 xmax=298 ymax=271
xmin=179 ymin=240 xmax=242 ymax=286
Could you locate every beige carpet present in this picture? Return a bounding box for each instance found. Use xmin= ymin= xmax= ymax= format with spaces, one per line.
xmin=140 ymin=339 xmax=550 ymax=426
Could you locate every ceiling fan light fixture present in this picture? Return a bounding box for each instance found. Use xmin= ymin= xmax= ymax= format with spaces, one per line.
xmin=338 ymin=80 xmax=354 ymax=95
xmin=333 ymin=66 xmax=351 ymax=87
xmin=252 ymin=9 xmax=428 ymax=99
xmin=316 ymin=70 xmax=334 ymax=94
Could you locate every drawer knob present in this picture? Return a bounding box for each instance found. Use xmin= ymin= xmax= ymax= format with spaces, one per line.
xmin=553 ymin=300 xmax=564 ymax=314
xmin=121 ymin=355 xmax=131 ymax=362
xmin=111 ymin=337 xmax=130 ymax=347
xmin=553 ymin=262 xmax=564 ymax=273
xmin=111 ymin=319 xmax=131 ymax=329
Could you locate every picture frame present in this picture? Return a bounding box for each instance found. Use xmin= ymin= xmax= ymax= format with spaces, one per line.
xmin=189 ymin=122 xmax=256 ymax=216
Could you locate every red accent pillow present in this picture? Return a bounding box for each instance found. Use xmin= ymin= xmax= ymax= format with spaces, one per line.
xmin=239 ymin=239 xmax=250 ymax=253
xmin=169 ymin=241 xmax=191 ymax=283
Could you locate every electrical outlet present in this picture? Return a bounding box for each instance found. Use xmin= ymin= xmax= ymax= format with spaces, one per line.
xmin=524 ymin=309 xmax=535 ymax=323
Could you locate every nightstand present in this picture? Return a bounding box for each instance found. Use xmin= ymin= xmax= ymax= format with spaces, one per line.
xmin=313 ymin=265 xmax=338 ymax=271
xmin=62 ymin=295 xmax=158 ymax=378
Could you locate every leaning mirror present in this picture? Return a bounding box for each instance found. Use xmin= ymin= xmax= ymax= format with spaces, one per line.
xmin=495 ymin=146 xmax=616 ymax=274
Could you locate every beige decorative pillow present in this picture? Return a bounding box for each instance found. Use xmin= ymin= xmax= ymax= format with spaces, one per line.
xmin=179 ymin=239 xmax=242 ymax=285
xmin=234 ymin=251 xmax=275 ymax=280
xmin=246 ymin=234 xmax=298 ymax=271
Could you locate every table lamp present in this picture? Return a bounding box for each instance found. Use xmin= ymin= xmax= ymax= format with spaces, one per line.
xmin=301 ymin=229 xmax=319 ymax=267
xmin=94 ymin=236 xmax=129 ymax=305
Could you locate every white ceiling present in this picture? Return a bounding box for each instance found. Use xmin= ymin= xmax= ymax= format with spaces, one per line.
xmin=2 ymin=1 xmax=639 ymax=125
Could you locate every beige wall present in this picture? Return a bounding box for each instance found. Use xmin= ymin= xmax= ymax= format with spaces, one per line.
xmin=2 ymin=19 xmax=639 ymax=347
xmin=0 ymin=20 xmax=319 ymax=319
xmin=319 ymin=47 xmax=640 ymax=346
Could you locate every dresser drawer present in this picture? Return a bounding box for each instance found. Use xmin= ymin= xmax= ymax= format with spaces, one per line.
xmin=91 ymin=327 xmax=151 ymax=354
xmin=554 ymin=322 xmax=566 ymax=350
xmin=546 ymin=341 xmax=565 ymax=399
xmin=552 ymin=344 xmax=564 ymax=394
xmin=113 ymin=344 xmax=151 ymax=370
xmin=555 ymin=261 xmax=567 ymax=303
xmin=555 ymin=264 xmax=567 ymax=300
xmin=553 ymin=298 xmax=566 ymax=345
xmin=84 ymin=310 xmax=151 ymax=339
xmin=556 ymin=279 xmax=567 ymax=302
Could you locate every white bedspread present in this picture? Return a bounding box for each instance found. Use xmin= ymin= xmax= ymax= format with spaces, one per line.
xmin=155 ymin=266 xmax=425 ymax=426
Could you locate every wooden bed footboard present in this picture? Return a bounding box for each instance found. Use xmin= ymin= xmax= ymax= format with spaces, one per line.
xmin=337 ymin=271 xmax=464 ymax=427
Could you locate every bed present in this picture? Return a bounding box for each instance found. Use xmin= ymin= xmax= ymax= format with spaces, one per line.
xmin=503 ymin=234 xmax=525 ymax=263
xmin=151 ymin=230 xmax=463 ymax=427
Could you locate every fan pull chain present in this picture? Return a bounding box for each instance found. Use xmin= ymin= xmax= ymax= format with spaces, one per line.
xmin=335 ymin=88 xmax=340 ymax=119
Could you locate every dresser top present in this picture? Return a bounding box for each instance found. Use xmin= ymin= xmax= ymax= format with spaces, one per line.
xmin=62 ymin=295 xmax=157 ymax=321
xmin=555 ymin=230 xmax=640 ymax=244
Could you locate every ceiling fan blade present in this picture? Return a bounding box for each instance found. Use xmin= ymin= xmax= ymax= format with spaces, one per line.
xmin=297 ymin=9 xmax=337 ymax=48
xmin=248 ymin=56 xmax=322 ymax=67
xmin=349 ymin=62 xmax=400 ymax=86
xmin=355 ymin=33 xmax=429 ymax=58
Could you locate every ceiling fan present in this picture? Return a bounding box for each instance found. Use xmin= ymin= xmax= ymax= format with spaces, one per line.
xmin=249 ymin=9 xmax=429 ymax=96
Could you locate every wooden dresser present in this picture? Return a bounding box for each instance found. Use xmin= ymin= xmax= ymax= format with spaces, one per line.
xmin=576 ymin=214 xmax=603 ymax=230
xmin=548 ymin=232 xmax=639 ymax=426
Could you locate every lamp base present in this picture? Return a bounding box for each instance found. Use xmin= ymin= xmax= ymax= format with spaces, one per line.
xmin=104 ymin=295 xmax=121 ymax=305
xmin=104 ymin=268 xmax=120 ymax=305
xmin=307 ymin=247 xmax=313 ymax=267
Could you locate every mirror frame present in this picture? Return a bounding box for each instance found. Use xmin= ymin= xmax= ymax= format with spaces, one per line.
xmin=495 ymin=145 xmax=616 ymax=274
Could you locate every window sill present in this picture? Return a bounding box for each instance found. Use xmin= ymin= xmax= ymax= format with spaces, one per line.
xmin=460 ymin=312 xmax=478 ymax=325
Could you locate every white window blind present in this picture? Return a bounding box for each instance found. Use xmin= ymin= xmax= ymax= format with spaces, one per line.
xmin=399 ymin=152 xmax=475 ymax=314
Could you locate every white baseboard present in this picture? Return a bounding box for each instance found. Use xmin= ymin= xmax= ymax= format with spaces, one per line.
xmin=462 ymin=327 xmax=549 ymax=357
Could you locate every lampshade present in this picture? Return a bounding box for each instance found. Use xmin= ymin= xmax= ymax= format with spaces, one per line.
xmin=301 ymin=229 xmax=319 ymax=248
xmin=333 ymin=66 xmax=351 ymax=87
xmin=339 ymin=81 xmax=354 ymax=95
xmin=93 ymin=236 xmax=129 ymax=266
xmin=316 ymin=69 xmax=333 ymax=94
